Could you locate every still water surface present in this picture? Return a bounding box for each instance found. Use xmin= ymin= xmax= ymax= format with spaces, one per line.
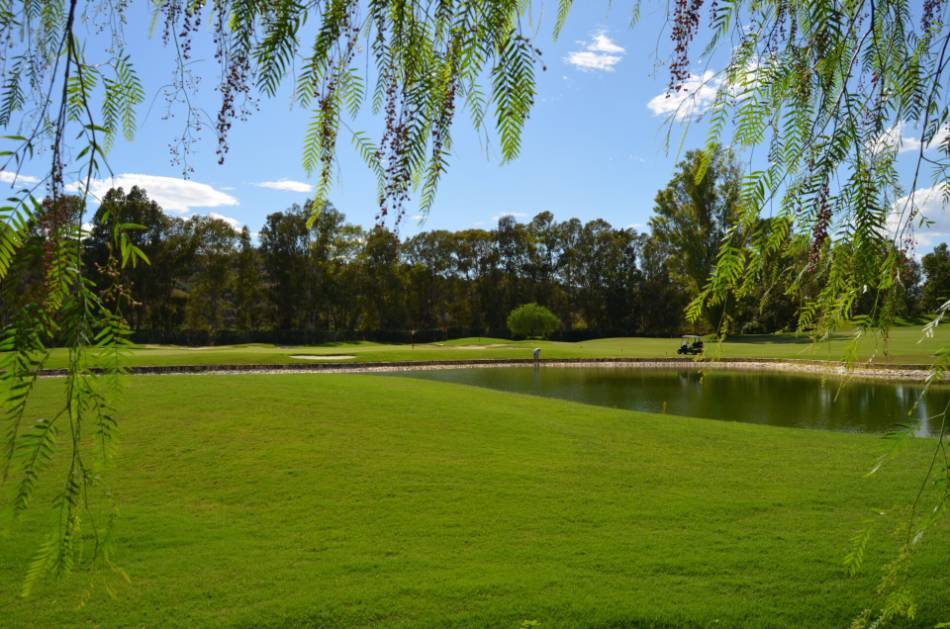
xmin=403 ymin=367 xmax=949 ymax=436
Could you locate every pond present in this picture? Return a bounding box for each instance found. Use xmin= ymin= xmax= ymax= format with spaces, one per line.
xmin=402 ymin=367 xmax=948 ymax=436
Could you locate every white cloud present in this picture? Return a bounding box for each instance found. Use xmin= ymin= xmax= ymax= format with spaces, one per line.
xmin=647 ymin=60 xmax=768 ymax=122
xmin=565 ymin=31 xmax=625 ymax=72
xmin=566 ymin=51 xmax=623 ymax=72
xmin=0 ymin=170 xmax=38 ymax=186
xmin=647 ymin=71 xmax=722 ymax=121
xmin=68 ymin=173 xmax=238 ymax=214
xmin=872 ymin=122 xmax=950 ymax=155
xmin=889 ymin=184 xmax=950 ymax=251
xmin=257 ymin=179 xmax=313 ymax=193
xmin=869 ymin=125 xmax=903 ymax=155
xmin=588 ymin=33 xmax=625 ymax=54
xmin=209 ymin=212 xmax=242 ymax=231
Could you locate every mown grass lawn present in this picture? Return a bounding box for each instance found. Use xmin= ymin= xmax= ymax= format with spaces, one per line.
xmin=1 ymin=374 xmax=947 ymax=627
xmin=41 ymin=324 xmax=950 ymax=369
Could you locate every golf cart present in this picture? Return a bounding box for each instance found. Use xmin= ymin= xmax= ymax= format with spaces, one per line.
xmin=677 ymin=334 xmax=704 ymax=355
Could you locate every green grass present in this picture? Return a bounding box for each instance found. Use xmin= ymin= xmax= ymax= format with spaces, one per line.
xmin=41 ymin=324 xmax=950 ymax=369
xmin=2 ymin=374 xmax=947 ymax=627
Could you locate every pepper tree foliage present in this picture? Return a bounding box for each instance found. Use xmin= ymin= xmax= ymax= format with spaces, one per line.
xmin=658 ymin=0 xmax=949 ymax=622
xmin=0 ymin=0 xmax=946 ymax=614
xmin=679 ymin=0 xmax=950 ymax=340
xmin=659 ymin=0 xmax=950 ymax=624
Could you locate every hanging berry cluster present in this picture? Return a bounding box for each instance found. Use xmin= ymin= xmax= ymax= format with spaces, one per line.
xmin=808 ymin=179 xmax=831 ymax=272
xmin=212 ymin=3 xmax=256 ymax=165
xmin=669 ymin=0 xmax=705 ymax=92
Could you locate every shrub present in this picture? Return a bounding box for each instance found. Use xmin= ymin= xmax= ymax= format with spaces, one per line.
xmin=507 ymin=303 xmax=561 ymax=339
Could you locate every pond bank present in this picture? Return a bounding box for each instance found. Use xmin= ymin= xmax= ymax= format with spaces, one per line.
xmin=35 ymin=356 xmax=945 ymax=382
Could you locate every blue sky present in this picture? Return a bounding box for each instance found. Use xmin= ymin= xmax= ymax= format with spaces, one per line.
xmin=2 ymin=2 xmax=947 ymax=248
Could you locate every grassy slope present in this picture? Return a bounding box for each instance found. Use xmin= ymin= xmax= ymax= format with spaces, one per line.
xmin=41 ymin=325 xmax=950 ymax=369
xmin=2 ymin=375 xmax=947 ymax=628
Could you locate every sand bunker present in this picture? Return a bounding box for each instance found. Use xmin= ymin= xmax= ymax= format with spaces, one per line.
xmin=140 ymin=344 xmax=218 ymax=350
xmin=290 ymin=354 xmax=356 ymax=360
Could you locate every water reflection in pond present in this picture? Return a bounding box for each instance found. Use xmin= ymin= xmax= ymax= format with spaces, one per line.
xmin=401 ymin=367 xmax=948 ymax=436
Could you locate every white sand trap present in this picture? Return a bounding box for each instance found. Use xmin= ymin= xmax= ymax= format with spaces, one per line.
xmin=140 ymin=344 xmax=217 ymax=350
xmin=290 ymin=354 xmax=356 ymax=360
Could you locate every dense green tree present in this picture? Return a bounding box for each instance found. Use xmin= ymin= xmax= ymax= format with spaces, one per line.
xmin=234 ymin=227 xmax=264 ymax=331
xmin=183 ymin=216 xmax=239 ymax=333
xmin=526 ymin=212 xmax=560 ymax=307
xmin=636 ymin=235 xmax=688 ymax=335
xmin=495 ymin=215 xmax=530 ymax=317
xmin=324 ymin=224 xmax=367 ymax=332
xmin=403 ymin=230 xmax=458 ymax=331
xmin=453 ymin=228 xmax=497 ymax=333
xmin=305 ymin=204 xmax=348 ymax=331
xmin=575 ymin=220 xmax=640 ymax=332
xmin=507 ymin=303 xmax=560 ymax=339
xmin=258 ymin=206 xmax=313 ymax=330
xmin=556 ymin=218 xmax=584 ymax=330
xmin=922 ymin=244 xmax=950 ymax=313
xmin=359 ymin=226 xmax=408 ymax=332
xmin=896 ymin=255 xmax=923 ymax=320
xmin=649 ymin=146 xmax=741 ymax=310
xmin=85 ymin=187 xmax=177 ymax=330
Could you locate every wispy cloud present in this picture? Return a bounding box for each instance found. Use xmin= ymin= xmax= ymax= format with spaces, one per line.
xmin=889 ymin=184 xmax=950 ymax=251
xmin=256 ymin=179 xmax=313 ymax=193
xmin=209 ymin=212 xmax=243 ymax=231
xmin=647 ymin=71 xmax=722 ymax=121
xmin=565 ymin=31 xmax=625 ymax=72
xmin=68 ymin=173 xmax=238 ymax=213
xmin=0 ymin=170 xmax=39 ymax=186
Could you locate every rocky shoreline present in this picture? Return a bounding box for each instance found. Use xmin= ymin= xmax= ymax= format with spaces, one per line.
xmin=36 ymin=357 xmax=945 ymax=382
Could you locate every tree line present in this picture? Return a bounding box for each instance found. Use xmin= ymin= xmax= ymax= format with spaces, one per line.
xmin=2 ymin=149 xmax=946 ymax=345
